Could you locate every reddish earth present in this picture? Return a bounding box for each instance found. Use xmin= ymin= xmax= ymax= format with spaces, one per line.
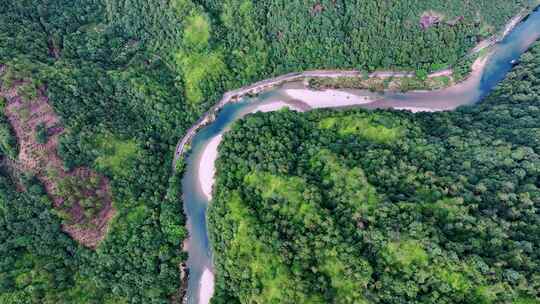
xmin=311 ymin=3 xmax=324 ymax=16
xmin=0 ymin=66 xmax=115 ymax=248
xmin=420 ymin=11 xmax=443 ymax=30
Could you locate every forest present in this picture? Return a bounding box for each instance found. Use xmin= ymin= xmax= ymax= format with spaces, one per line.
xmin=208 ymin=43 xmax=540 ymax=303
xmin=1 ymin=0 xmax=188 ymax=302
xmin=0 ymin=0 xmax=538 ymax=303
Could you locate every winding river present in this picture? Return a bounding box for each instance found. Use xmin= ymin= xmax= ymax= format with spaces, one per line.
xmin=180 ymin=8 xmax=540 ymax=304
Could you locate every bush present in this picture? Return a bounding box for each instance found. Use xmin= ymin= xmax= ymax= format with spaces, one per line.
xmin=35 ymin=122 xmax=48 ymax=144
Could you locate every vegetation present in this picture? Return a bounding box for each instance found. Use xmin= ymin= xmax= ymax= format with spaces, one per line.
xmin=0 ymin=98 xmax=17 ymax=159
xmin=1 ymin=1 xmax=188 ymax=302
xmin=0 ymin=0 xmax=537 ymax=302
xmin=0 ymin=172 xmax=90 ymax=303
xmin=93 ymin=133 xmax=139 ymax=177
xmin=104 ymin=0 xmax=534 ymax=109
xmin=35 ymin=122 xmax=48 ymax=144
xmin=309 ymin=74 xmax=454 ymax=92
xmin=318 ymin=113 xmax=405 ymax=143
xmin=209 ymin=42 xmax=540 ymax=303
xmin=53 ymin=173 xmax=106 ymax=223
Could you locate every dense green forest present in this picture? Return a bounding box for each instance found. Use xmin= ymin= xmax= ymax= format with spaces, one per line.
xmin=105 ymin=0 xmax=536 ymax=107
xmin=0 ymin=0 xmax=538 ymax=303
xmin=209 ymin=42 xmax=540 ymax=303
xmin=1 ymin=0 xmax=188 ymax=302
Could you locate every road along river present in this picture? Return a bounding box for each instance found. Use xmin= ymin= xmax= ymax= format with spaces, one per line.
xmin=179 ymin=8 xmax=540 ymax=304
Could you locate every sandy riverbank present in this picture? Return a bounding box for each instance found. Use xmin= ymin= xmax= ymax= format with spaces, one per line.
xmin=195 ymin=54 xmax=491 ymax=201
xmin=198 ymin=135 xmax=223 ymax=200
xmin=254 ymin=101 xmax=303 ymax=113
xmin=197 ymin=101 xmax=303 ymax=201
xmin=198 ymin=268 xmax=215 ymax=304
xmin=394 ymin=107 xmax=437 ymax=113
xmin=284 ymin=89 xmax=375 ymax=108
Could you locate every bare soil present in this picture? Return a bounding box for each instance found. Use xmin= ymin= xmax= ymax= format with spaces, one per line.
xmin=0 ymin=67 xmax=115 ymax=248
xmin=420 ymin=11 xmax=444 ymax=30
xmin=310 ymin=3 xmax=324 ymax=16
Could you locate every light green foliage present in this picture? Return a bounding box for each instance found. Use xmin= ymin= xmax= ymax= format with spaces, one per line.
xmin=176 ymin=8 xmax=227 ymax=105
xmin=383 ymin=240 xmax=429 ymax=268
xmin=319 ymin=114 xmax=403 ymax=143
xmin=183 ymin=14 xmax=210 ymax=50
xmin=175 ymin=51 xmax=226 ymax=104
xmin=225 ymin=191 xmax=300 ymax=303
xmin=0 ymin=291 xmax=32 ymax=304
xmin=126 ymin=204 xmax=150 ymax=225
xmin=431 ymin=75 xmax=451 ymax=87
xmin=321 ymin=250 xmax=371 ymax=304
xmin=245 ymin=171 xmax=322 ymax=227
xmin=433 ymin=261 xmax=500 ymax=301
xmin=94 ymin=133 xmax=139 ymax=177
xmin=416 ymin=69 xmax=429 ymax=80
xmin=437 ymin=268 xmax=472 ymax=292
xmin=312 ymin=150 xmax=379 ymax=214
xmin=424 ymin=197 xmax=469 ymax=221
xmin=513 ymin=297 xmax=540 ymax=304
xmin=472 ymin=284 xmax=512 ymax=304
xmin=17 ymin=83 xmax=38 ymax=103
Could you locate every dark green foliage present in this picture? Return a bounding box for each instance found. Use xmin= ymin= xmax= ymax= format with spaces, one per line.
xmin=0 ymin=99 xmax=17 ymax=159
xmin=0 ymin=170 xmax=81 ymax=303
xmin=103 ymin=0 xmax=530 ymax=109
xmin=1 ymin=0 xmax=188 ymax=302
xmin=0 ymin=0 xmax=537 ymax=302
xmin=0 ymin=0 xmax=103 ymax=64
xmin=209 ymin=43 xmax=540 ymax=303
xmin=35 ymin=122 xmax=48 ymax=144
xmin=208 ymin=0 xmax=530 ymax=76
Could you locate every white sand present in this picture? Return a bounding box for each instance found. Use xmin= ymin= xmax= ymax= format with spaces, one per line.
xmin=198 ymin=134 xmax=223 ymax=200
xmin=199 ymin=267 xmax=215 ymax=304
xmin=253 ymin=101 xmax=301 ymax=113
xmin=394 ymin=107 xmax=437 ymax=113
xmin=285 ymin=89 xmax=373 ymax=108
xmin=472 ymin=55 xmax=489 ymax=74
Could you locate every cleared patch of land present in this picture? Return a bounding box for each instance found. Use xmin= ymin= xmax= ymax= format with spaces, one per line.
xmin=0 ymin=67 xmax=115 ymax=248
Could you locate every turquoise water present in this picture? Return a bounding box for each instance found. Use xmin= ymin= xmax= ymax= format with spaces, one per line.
xmin=181 ymin=100 xmax=250 ymax=295
xmin=182 ymin=8 xmax=540 ymax=304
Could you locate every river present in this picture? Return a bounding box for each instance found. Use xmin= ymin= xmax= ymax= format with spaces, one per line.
xmin=181 ymin=8 xmax=540 ymax=304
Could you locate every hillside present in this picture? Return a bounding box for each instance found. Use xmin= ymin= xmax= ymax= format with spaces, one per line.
xmin=0 ymin=0 xmax=537 ymax=303
xmin=209 ymin=42 xmax=540 ymax=303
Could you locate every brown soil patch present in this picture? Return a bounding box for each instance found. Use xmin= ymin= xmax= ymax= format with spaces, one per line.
xmin=420 ymin=11 xmax=444 ymax=30
xmin=310 ymin=3 xmax=324 ymax=16
xmin=0 ymin=67 xmax=115 ymax=248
